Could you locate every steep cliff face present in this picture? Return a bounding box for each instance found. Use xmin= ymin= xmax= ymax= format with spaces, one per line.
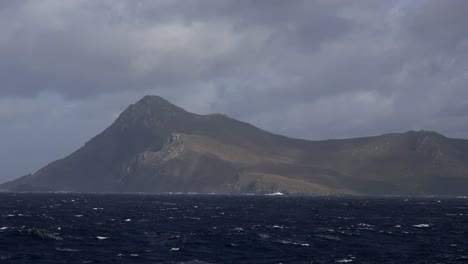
xmin=2 ymin=96 xmax=468 ymax=195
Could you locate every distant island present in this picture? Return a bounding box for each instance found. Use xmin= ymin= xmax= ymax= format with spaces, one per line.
xmin=2 ymin=95 xmax=468 ymax=195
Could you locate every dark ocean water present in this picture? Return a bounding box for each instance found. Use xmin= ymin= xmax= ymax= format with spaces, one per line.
xmin=0 ymin=193 xmax=467 ymax=264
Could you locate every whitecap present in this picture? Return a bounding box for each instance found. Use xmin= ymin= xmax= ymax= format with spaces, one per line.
xmin=356 ymin=223 xmax=373 ymax=230
xmin=130 ymin=253 xmax=139 ymax=257
xmin=413 ymin=224 xmax=430 ymax=228
xmin=96 ymin=236 xmax=109 ymax=240
xmin=0 ymin=227 xmax=8 ymax=230
xmin=276 ymin=240 xmax=310 ymax=246
xmin=336 ymin=259 xmax=353 ymax=263
xmin=266 ymin=192 xmax=284 ymax=196
xmin=171 ymin=248 xmax=180 ymax=251
xmin=125 ymin=219 xmax=131 ymax=222
xmin=184 ymin=216 xmax=201 ymax=220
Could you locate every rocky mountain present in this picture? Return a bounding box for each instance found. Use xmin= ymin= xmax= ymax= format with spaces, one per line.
xmin=2 ymin=95 xmax=468 ymax=195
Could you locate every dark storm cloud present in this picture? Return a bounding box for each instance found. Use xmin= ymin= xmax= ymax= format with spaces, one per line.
xmin=405 ymin=0 xmax=468 ymax=50
xmin=0 ymin=0 xmax=354 ymax=99
xmin=1 ymin=0 xmax=468 ymax=181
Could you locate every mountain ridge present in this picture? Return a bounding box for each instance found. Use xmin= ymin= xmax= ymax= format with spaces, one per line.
xmin=2 ymin=95 xmax=468 ymax=195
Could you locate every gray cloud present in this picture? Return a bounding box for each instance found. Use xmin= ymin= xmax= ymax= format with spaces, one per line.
xmin=1 ymin=0 xmax=468 ymax=182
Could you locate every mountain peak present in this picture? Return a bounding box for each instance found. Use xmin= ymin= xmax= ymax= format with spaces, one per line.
xmin=132 ymin=95 xmax=183 ymax=111
xmin=129 ymin=95 xmax=187 ymax=114
xmin=137 ymin=95 xmax=171 ymax=105
xmin=111 ymin=95 xmax=190 ymax=131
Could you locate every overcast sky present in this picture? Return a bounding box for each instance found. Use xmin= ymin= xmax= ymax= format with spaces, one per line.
xmin=1 ymin=0 xmax=468 ymax=182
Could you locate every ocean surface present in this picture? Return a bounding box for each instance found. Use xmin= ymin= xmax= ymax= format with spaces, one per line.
xmin=0 ymin=193 xmax=467 ymax=264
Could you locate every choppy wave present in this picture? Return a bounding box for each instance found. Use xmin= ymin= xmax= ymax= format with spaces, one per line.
xmin=0 ymin=193 xmax=466 ymax=263
xmin=19 ymin=228 xmax=62 ymax=241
